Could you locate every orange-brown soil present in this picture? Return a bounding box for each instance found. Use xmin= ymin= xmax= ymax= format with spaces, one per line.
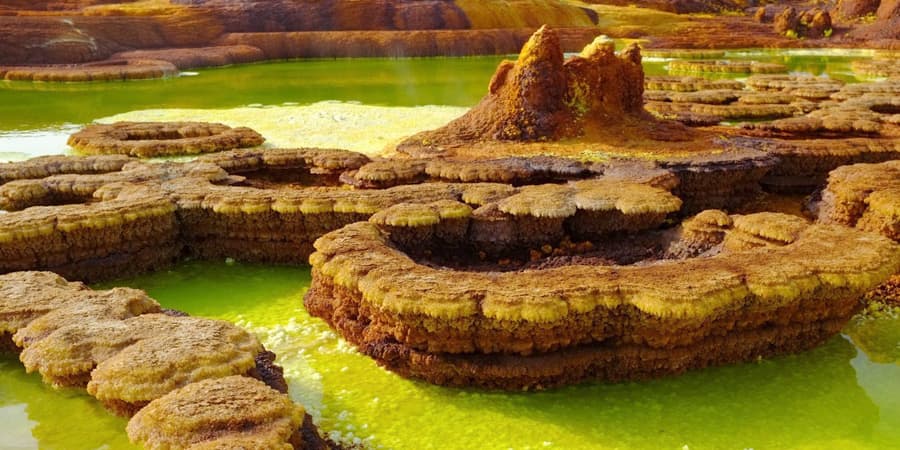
xmin=0 ymin=0 xmax=896 ymax=71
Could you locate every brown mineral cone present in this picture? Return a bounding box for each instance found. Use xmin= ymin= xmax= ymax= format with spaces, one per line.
xmin=396 ymin=28 xmax=649 ymax=150
xmin=836 ymin=0 xmax=880 ymax=18
xmin=305 ymin=213 xmax=900 ymax=389
xmin=754 ymin=6 xmax=768 ymax=22
xmin=806 ymin=10 xmax=832 ymax=39
xmin=126 ymin=376 xmax=305 ymax=450
xmin=394 ymin=27 xmax=776 ymax=214
xmin=468 ymin=25 xmax=570 ymax=141
xmin=774 ymin=7 xmax=799 ymax=35
xmin=68 ymin=121 xmax=265 ymax=157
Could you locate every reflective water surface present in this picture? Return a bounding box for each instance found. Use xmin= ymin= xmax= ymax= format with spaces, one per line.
xmin=0 ymin=50 xmax=898 ymax=449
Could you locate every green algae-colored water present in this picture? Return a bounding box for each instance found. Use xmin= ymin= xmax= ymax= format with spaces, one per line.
xmin=0 ymin=58 xmax=502 ymax=132
xmin=0 ymin=48 xmax=887 ymax=158
xmin=1 ymin=50 xmax=899 ymax=449
xmin=3 ymin=261 xmax=896 ymax=449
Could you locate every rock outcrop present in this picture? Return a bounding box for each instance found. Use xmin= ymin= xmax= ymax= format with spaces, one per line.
xmin=67 ymin=122 xmax=265 ymax=157
xmin=0 ymin=271 xmax=328 ymax=448
xmin=304 ymin=209 xmax=900 ymax=389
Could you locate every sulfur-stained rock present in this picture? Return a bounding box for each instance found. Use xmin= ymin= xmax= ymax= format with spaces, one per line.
xmin=12 ymin=287 xmax=159 ymax=350
xmin=80 ymin=314 xmax=262 ymax=416
xmin=0 ymin=159 xmax=228 ymax=211
xmin=736 ymin=92 xmax=798 ymax=105
xmin=746 ymin=74 xmax=845 ymax=93
xmin=0 ymin=271 xmax=325 ymax=445
xmin=851 ymin=59 xmax=900 ymax=79
xmin=200 ymin=147 xmax=370 ymax=187
xmin=744 ymin=93 xmax=900 ymax=137
xmin=646 ymin=101 xmax=805 ymax=122
xmin=668 ymin=60 xmax=788 ymax=74
xmin=750 ymin=138 xmax=900 ymax=193
xmin=0 ymin=271 xmax=92 ymax=350
xmin=127 ymin=376 xmax=305 ymax=450
xmin=815 ymin=160 xmax=900 ymax=241
xmin=0 ymin=155 xmax=132 ymax=185
xmin=641 ymin=49 xmax=726 ymax=59
xmin=831 ymin=80 xmax=900 ymax=100
xmin=111 ymin=45 xmax=265 ymax=70
xmin=396 ymin=27 xmax=777 ymax=214
xmin=644 ymin=76 xmax=744 ymax=92
xmin=722 ymin=212 xmax=810 ymax=251
xmin=647 ymin=89 xmax=743 ymax=105
xmin=305 ymin=212 xmax=900 ymax=389
xmin=68 ymin=122 xmax=265 ymax=157
xmin=20 ymin=313 xmax=257 ymax=392
xmin=0 ymin=59 xmax=178 ymax=82
xmin=345 ymin=156 xmax=596 ymax=189
xmin=665 ymin=209 xmax=732 ymax=257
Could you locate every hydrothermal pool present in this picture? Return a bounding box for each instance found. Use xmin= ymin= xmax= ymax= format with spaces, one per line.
xmin=0 ymin=49 xmax=898 ymax=449
xmin=3 ymin=261 xmax=895 ymax=449
xmin=0 ymin=48 xmax=887 ymax=158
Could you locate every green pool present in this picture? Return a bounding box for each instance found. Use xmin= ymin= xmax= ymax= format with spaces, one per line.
xmin=0 ymin=51 xmax=898 ymax=449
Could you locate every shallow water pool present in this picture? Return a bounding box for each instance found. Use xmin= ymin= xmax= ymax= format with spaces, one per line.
xmin=0 ymin=49 xmax=887 ymax=159
xmin=4 ymin=261 xmax=898 ymax=450
xmin=0 ymin=50 xmax=898 ymax=449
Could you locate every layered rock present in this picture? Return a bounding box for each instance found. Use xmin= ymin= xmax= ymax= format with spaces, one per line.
xmin=171 ymin=0 xmax=597 ymax=33
xmin=0 ymin=59 xmax=178 ymax=82
xmin=397 ymin=27 xmax=778 ymax=213
xmin=0 ymin=271 xmax=326 ymax=448
xmin=815 ymin=160 xmax=900 ymax=241
xmin=68 ymin=121 xmax=265 ymax=157
xmin=668 ymin=60 xmax=788 ymax=74
xmin=111 ymin=45 xmax=266 ymax=70
xmin=814 ymin=160 xmax=900 ymax=306
xmin=126 ymin=376 xmax=307 ymax=450
xmin=305 ymin=209 xmax=900 ymax=389
xmin=0 ymin=0 xmax=599 ymax=66
xmin=0 ymin=161 xmax=230 ymax=281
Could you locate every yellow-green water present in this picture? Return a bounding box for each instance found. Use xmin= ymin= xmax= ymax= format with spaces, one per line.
xmin=1 ymin=50 xmax=898 ymax=449
xmin=0 ymin=49 xmax=887 ymax=159
xmin=3 ymin=261 xmax=895 ymax=449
